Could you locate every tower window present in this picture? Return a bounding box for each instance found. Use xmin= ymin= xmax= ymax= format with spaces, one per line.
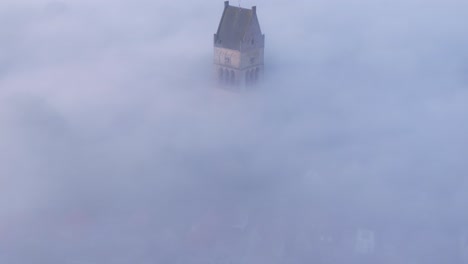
xmin=251 ymin=39 xmax=254 ymax=45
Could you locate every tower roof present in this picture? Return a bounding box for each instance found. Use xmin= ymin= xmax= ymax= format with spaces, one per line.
xmin=215 ymin=1 xmax=257 ymax=50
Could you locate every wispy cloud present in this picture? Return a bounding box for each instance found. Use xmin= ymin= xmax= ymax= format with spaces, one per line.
xmin=0 ymin=0 xmax=467 ymax=262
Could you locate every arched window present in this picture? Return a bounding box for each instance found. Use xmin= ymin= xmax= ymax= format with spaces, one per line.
xmin=230 ymin=70 xmax=235 ymax=85
xmin=218 ymin=68 xmax=224 ymax=83
xmin=224 ymin=69 xmax=230 ymax=84
xmin=255 ymin=68 xmax=259 ymax=82
xmin=250 ymin=70 xmax=255 ymax=83
xmin=245 ymin=71 xmax=250 ymax=85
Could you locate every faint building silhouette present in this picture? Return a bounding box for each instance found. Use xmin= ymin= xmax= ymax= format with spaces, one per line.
xmin=355 ymin=228 xmax=376 ymax=254
xmin=214 ymin=1 xmax=265 ymax=89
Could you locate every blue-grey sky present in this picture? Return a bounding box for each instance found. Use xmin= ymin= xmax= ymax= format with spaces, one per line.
xmin=1 ymin=0 xmax=468 ymax=263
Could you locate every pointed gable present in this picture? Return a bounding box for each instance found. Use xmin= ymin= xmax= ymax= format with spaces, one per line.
xmin=215 ymin=2 xmax=261 ymax=50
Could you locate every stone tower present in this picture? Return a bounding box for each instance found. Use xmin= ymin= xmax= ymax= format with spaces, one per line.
xmin=214 ymin=1 xmax=265 ymax=89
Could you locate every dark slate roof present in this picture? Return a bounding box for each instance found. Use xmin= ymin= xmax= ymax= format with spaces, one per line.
xmin=216 ymin=5 xmax=253 ymax=50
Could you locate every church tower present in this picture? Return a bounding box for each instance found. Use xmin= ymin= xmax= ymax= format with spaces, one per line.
xmin=214 ymin=1 xmax=265 ymax=89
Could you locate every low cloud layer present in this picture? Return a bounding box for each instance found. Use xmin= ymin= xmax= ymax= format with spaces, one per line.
xmin=1 ymin=0 xmax=468 ymax=263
